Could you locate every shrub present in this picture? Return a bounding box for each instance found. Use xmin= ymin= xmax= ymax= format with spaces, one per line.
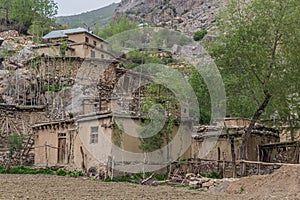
xmin=193 ymin=30 xmax=208 ymax=41
xmin=8 ymin=133 xmax=24 ymax=156
xmin=68 ymin=171 xmax=83 ymax=178
xmin=56 ymin=169 xmax=68 ymax=176
xmin=207 ymin=171 xmax=221 ymax=179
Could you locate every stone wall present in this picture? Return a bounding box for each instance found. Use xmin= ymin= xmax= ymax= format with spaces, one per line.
xmin=0 ymin=104 xmax=47 ymax=165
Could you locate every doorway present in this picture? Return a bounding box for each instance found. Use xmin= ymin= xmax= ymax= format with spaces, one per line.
xmin=58 ymin=135 xmax=66 ymax=164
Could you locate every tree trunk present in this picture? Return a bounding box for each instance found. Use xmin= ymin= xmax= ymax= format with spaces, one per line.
xmin=288 ymin=115 xmax=295 ymax=141
xmin=240 ymin=93 xmax=271 ymax=175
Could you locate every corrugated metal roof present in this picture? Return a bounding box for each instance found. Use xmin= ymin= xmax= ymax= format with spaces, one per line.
xmin=42 ymin=27 xmax=87 ymax=39
xmin=42 ymin=27 xmax=106 ymax=42
xmin=0 ymin=37 xmax=4 ymax=41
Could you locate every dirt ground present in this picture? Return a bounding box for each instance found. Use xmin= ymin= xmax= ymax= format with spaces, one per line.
xmin=226 ymin=165 xmax=300 ymax=200
xmin=0 ymin=174 xmax=241 ymax=200
xmin=0 ymin=165 xmax=299 ymax=200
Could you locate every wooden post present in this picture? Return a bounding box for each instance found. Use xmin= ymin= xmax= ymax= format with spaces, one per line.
xmin=257 ymin=145 xmax=261 ymax=175
xmin=224 ymin=123 xmax=237 ymax=178
xmin=45 ymin=142 xmax=48 ymax=167
xmin=111 ymin=156 xmax=115 ymax=180
xmin=230 ymin=137 xmax=236 ymax=178
xmin=221 ymin=152 xmax=226 ymax=178
xmin=143 ymin=153 xmax=146 ymax=179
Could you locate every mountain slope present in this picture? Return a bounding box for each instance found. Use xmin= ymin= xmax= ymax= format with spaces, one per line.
xmin=56 ymin=3 xmax=117 ymax=29
xmin=114 ymin=0 xmax=221 ymax=36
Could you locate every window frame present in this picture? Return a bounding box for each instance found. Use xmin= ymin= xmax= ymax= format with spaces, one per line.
xmin=90 ymin=126 xmax=99 ymax=144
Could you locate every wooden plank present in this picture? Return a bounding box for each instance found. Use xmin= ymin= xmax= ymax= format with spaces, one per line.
xmin=237 ymin=160 xmax=300 ymax=166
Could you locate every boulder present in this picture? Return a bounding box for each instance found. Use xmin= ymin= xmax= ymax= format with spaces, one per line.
xmin=202 ymin=180 xmax=215 ymax=188
xmin=189 ymin=180 xmax=201 ymax=188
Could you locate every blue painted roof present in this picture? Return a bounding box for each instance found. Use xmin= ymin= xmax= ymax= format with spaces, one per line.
xmin=42 ymin=27 xmax=106 ymax=42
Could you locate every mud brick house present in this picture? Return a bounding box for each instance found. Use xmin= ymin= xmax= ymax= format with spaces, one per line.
xmin=33 ymin=28 xmax=114 ymax=59
xmin=33 ymin=112 xmax=145 ymax=175
xmin=190 ymin=118 xmax=280 ymax=162
xmin=33 ymin=111 xmax=114 ymax=174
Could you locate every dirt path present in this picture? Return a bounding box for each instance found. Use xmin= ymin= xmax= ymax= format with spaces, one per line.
xmin=0 ymin=174 xmax=240 ymax=200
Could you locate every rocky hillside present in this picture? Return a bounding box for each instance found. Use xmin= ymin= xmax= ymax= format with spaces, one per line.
xmin=56 ymin=3 xmax=117 ymax=29
xmin=114 ymin=0 xmax=221 ymax=36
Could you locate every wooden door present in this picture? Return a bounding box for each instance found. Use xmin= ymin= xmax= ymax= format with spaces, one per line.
xmin=58 ymin=138 xmax=66 ymax=164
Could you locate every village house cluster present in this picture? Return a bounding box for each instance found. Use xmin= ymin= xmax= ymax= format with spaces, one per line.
xmin=0 ymin=28 xmax=299 ymax=178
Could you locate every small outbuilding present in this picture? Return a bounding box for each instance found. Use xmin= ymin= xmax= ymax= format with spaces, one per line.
xmin=190 ymin=118 xmax=280 ymax=162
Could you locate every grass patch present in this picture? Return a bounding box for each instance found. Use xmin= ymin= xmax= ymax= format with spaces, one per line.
xmin=200 ymin=171 xmax=221 ymax=179
xmin=0 ymin=166 xmax=54 ymax=175
xmin=103 ymin=172 xmax=168 ymax=182
xmin=0 ymin=166 xmax=83 ymax=177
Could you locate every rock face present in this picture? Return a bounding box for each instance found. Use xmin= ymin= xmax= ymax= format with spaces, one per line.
xmin=114 ymin=0 xmax=221 ymax=36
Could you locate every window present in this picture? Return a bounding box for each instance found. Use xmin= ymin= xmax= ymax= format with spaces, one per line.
xmin=58 ymin=133 xmax=66 ymax=137
xmin=85 ymin=37 xmax=89 ymax=43
xmin=90 ymin=50 xmax=95 ymax=58
xmin=93 ymin=41 xmax=97 ymax=46
xmin=100 ymin=44 xmax=103 ymax=49
xmin=90 ymin=127 xmax=98 ymax=144
xmin=101 ymin=54 xmax=104 ymax=59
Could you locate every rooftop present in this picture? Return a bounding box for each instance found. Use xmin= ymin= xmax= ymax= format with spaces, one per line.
xmin=42 ymin=27 xmax=106 ymax=42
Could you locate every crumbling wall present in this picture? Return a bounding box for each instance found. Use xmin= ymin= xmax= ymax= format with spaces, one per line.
xmin=261 ymin=141 xmax=300 ymax=164
xmin=191 ymin=125 xmax=280 ymax=162
xmin=0 ymin=104 xmax=47 ymax=165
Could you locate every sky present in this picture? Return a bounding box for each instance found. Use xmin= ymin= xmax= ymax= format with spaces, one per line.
xmin=55 ymin=0 xmax=121 ymax=16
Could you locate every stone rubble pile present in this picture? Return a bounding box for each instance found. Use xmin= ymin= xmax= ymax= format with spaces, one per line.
xmin=167 ymin=173 xmax=237 ymax=191
xmin=0 ymin=30 xmax=19 ymax=40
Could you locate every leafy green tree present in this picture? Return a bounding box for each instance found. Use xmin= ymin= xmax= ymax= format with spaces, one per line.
xmin=210 ymin=0 xmax=300 ymax=169
xmin=94 ymin=16 xmax=138 ymax=39
xmin=184 ymin=66 xmax=211 ymax=124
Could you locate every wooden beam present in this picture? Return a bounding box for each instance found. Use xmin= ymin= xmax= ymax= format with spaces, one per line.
xmin=237 ymin=160 xmax=300 ymax=166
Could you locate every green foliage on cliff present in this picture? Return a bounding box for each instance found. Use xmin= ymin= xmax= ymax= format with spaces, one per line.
xmin=0 ymin=0 xmax=58 ymax=34
xmin=193 ymin=29 xmax=207 ymax=41
xmin=93 ymin=16 xmax=138 ymax=39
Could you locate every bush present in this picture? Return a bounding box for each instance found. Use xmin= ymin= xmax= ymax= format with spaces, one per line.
xmin=193 ymin=30 xmax=208 ymax=41
xmin=56 ymin=169 xmax=68 ymax=176
xmin=68 ymin=171 xmax=83 ymax=178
